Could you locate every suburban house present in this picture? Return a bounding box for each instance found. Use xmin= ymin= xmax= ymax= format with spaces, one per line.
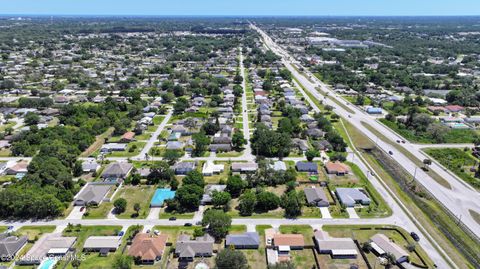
xmin=18 ymin=233 xmax=77 ymax=265
xmin=325 ymin=161 xmax=350 ymax=176
xmin=314 ymin=230 xmax=358 ymax=258
xmin=273 ymin=234 xmax=305 ymax=251
xmin=167 ymin=132 xmax=181 ymax=141
xmin=370 ymin=234 xmax=410 ymax=264
xmin=267 ymin=232 xmax=305 ymax=264
xmin=444 ymin=105 xmax=464 ymax=113
xmin=366 ymin=107 xmax=383 ymax=114
xmin=137 ymin=167 xmax=151 ymax=178
xmin=208 ymin=143 xmax=232 ymax=152
xmin=74 ymin=183 xmax=113 ymax=206
xmin=100 ymin=143 xmax=127 ymax=153
xmin=225 ymin=232 xmax=260 ymax=249
xmin=128 ymin=233 xmax=168 ymax=264
xmin=201 ymin=184 xmax=227 ymax=205
xmin=231 ymin=162 xmax=258 ymax=173
xmin=304 ymin=187 xmax=329 ymax=207
xmin=4 ymin=161 xmax=28 ymax=175
xmin=0 ymin=234 xmax=28 ymax=261
xmin=82 ymin=160 xmax=100 ymax=173
xmin=166 ymin=141 xmax=184 ymax=150
xmin=83 ymin=236 xmax=122 ymax=255
xmin=175 ymin=234 xmax=214 ymax=261
xmin=202 ymin=161 xmax=224 ymax=176
xmin=335 ymin=188 xmax=371 ymax=207
xmin=101 ymin=162 xmax=133 ymax=180
xmin=295 ymin=161 xmax=318 ymax=173
xmin=0 ymin=140 xmax=10 ymax=149
xmin=269 ymin=161 xmax=287 ymax=171
xmin=120 ymin=131 xmax=135 ymax=142
xmin=174 ymin=162 xmax=196 ymax=175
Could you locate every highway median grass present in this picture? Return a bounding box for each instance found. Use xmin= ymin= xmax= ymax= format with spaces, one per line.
xmin=361 ymin=121 xmax=452 ymax=189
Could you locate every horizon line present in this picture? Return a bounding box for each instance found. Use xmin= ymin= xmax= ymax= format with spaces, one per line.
xmin=1 ymin=14 xmax=480 ymax=18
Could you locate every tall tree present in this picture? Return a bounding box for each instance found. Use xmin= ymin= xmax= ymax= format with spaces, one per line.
xmin=215 ymin=248 xmax=248 ymax=269
xmin=202 ymin=209 xmax=232 ymax=239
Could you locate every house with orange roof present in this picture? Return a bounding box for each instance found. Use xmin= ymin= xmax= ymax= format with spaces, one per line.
xmin=120 ymin=131 xmax=136 ymax=142
xmin=128 ymin=233 xmax=168 ymax=264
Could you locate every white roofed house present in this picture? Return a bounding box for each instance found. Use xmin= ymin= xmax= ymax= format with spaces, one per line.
xmin=314 ymin=230 xmax=358 ymax=259
xmin=82 ymin=160 xmax=100 ymax=173
xmin=231 ymin=162 xmax=258 ymax=173
xmin=202 ymin=161 xmax=224 ymax=176
xmin=83 ymin=236 xmax=122 ymax=256
xmin=370 ymin=234 xmax=410 ymax=264
xmin=100 ymin=143 xmax=127 ymax=153
xmin=18 ymin=233 xmax=77 ymax=265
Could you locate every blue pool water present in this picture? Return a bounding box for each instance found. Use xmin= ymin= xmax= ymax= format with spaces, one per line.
xmin=38 ymin=259 xmax=56 ymax=269
xmin=150 ymin=188 xmax=176 ymax=207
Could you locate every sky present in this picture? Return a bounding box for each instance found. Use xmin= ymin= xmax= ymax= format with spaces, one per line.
xmin=1 ymin=0 xmax=480 ymax=16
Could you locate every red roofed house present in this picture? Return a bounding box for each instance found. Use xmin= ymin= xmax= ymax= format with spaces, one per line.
xmin=128 ymin=233 xmax=168 ymax=264
xmin=120 ymin=131 xmax=136 ymax=143
xmin=444 ymin=105 xmax=464 ymax=113
xmin=427 ymin=106 xmax=447 ymax=113
xmin=325 ymin=161 xmax=350 ymax=176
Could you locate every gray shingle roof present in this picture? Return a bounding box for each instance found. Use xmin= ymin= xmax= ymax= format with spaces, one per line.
xmin=74 ymin=184 xmax=112 ymax=205
xmin=101 ymin=162 xmax=133 ymax=178
xmin=225 ymin=232 xmax=260 ymax=247
xmin=304 ymin=188 xmax=329 ymax=207
xmin=0 ymin=234 xmax=28 ymax=259
xmin=175 ymin=234 xmax=214 ymax=258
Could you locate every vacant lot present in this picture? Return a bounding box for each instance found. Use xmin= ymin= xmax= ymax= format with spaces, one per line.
xmin=114 ymin=185 xmax=156 ymax=219
xmin=424 ymin=148 xmax=480 ymax=190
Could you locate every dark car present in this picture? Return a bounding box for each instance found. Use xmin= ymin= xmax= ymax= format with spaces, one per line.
xmin=396 ymin=140 xmax=400 ymax=143
xmin=402 ymin=140 xmax=406 ymax=144
xmin=184 ymin=223 xmax=193 ymax=227
xmin=388 ymin=151 xmax=393 ymax=155
xmin=80 ymin=207 xmax=85 ymax=212
xmin=410 ymin=232 xmax=420 ymax=241
xmin=169 ymin=217 xmax=177 ymax=221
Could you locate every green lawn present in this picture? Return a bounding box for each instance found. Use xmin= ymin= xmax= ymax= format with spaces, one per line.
xmin=62 ymin=225 xmax=123 ymax=269
xmin=135 ymin=132 xmax=152 ymax=141
xmin=216 ymin=151 xmax=243 ymax=157
xmin=153 ymin=115 xmax=166 ymax=125
xmin=424 ymin=148 xmax=480 ymax=190
xmin=159 ymin=209 xmax=194 ymax=219
xmin=114 ymin=185 xmax=156 ymax=219
xmin=107 ymin=142 xmax=146 ymax=157
xmin=15 ymin=225 xmax=56 ymax=241
xmin=151 ymin=225 xmax=197 ymax=247
xmin=290 ymin=249 xmax=317 ymax=269
xmin=83 ymin=202 xmax=112 ymax=219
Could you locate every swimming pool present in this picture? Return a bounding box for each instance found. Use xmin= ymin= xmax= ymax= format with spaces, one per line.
xmin=38 ymin=258 xmax=56 ymax=269
xmin=150 ymin=188 xmax=176 ymax=207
